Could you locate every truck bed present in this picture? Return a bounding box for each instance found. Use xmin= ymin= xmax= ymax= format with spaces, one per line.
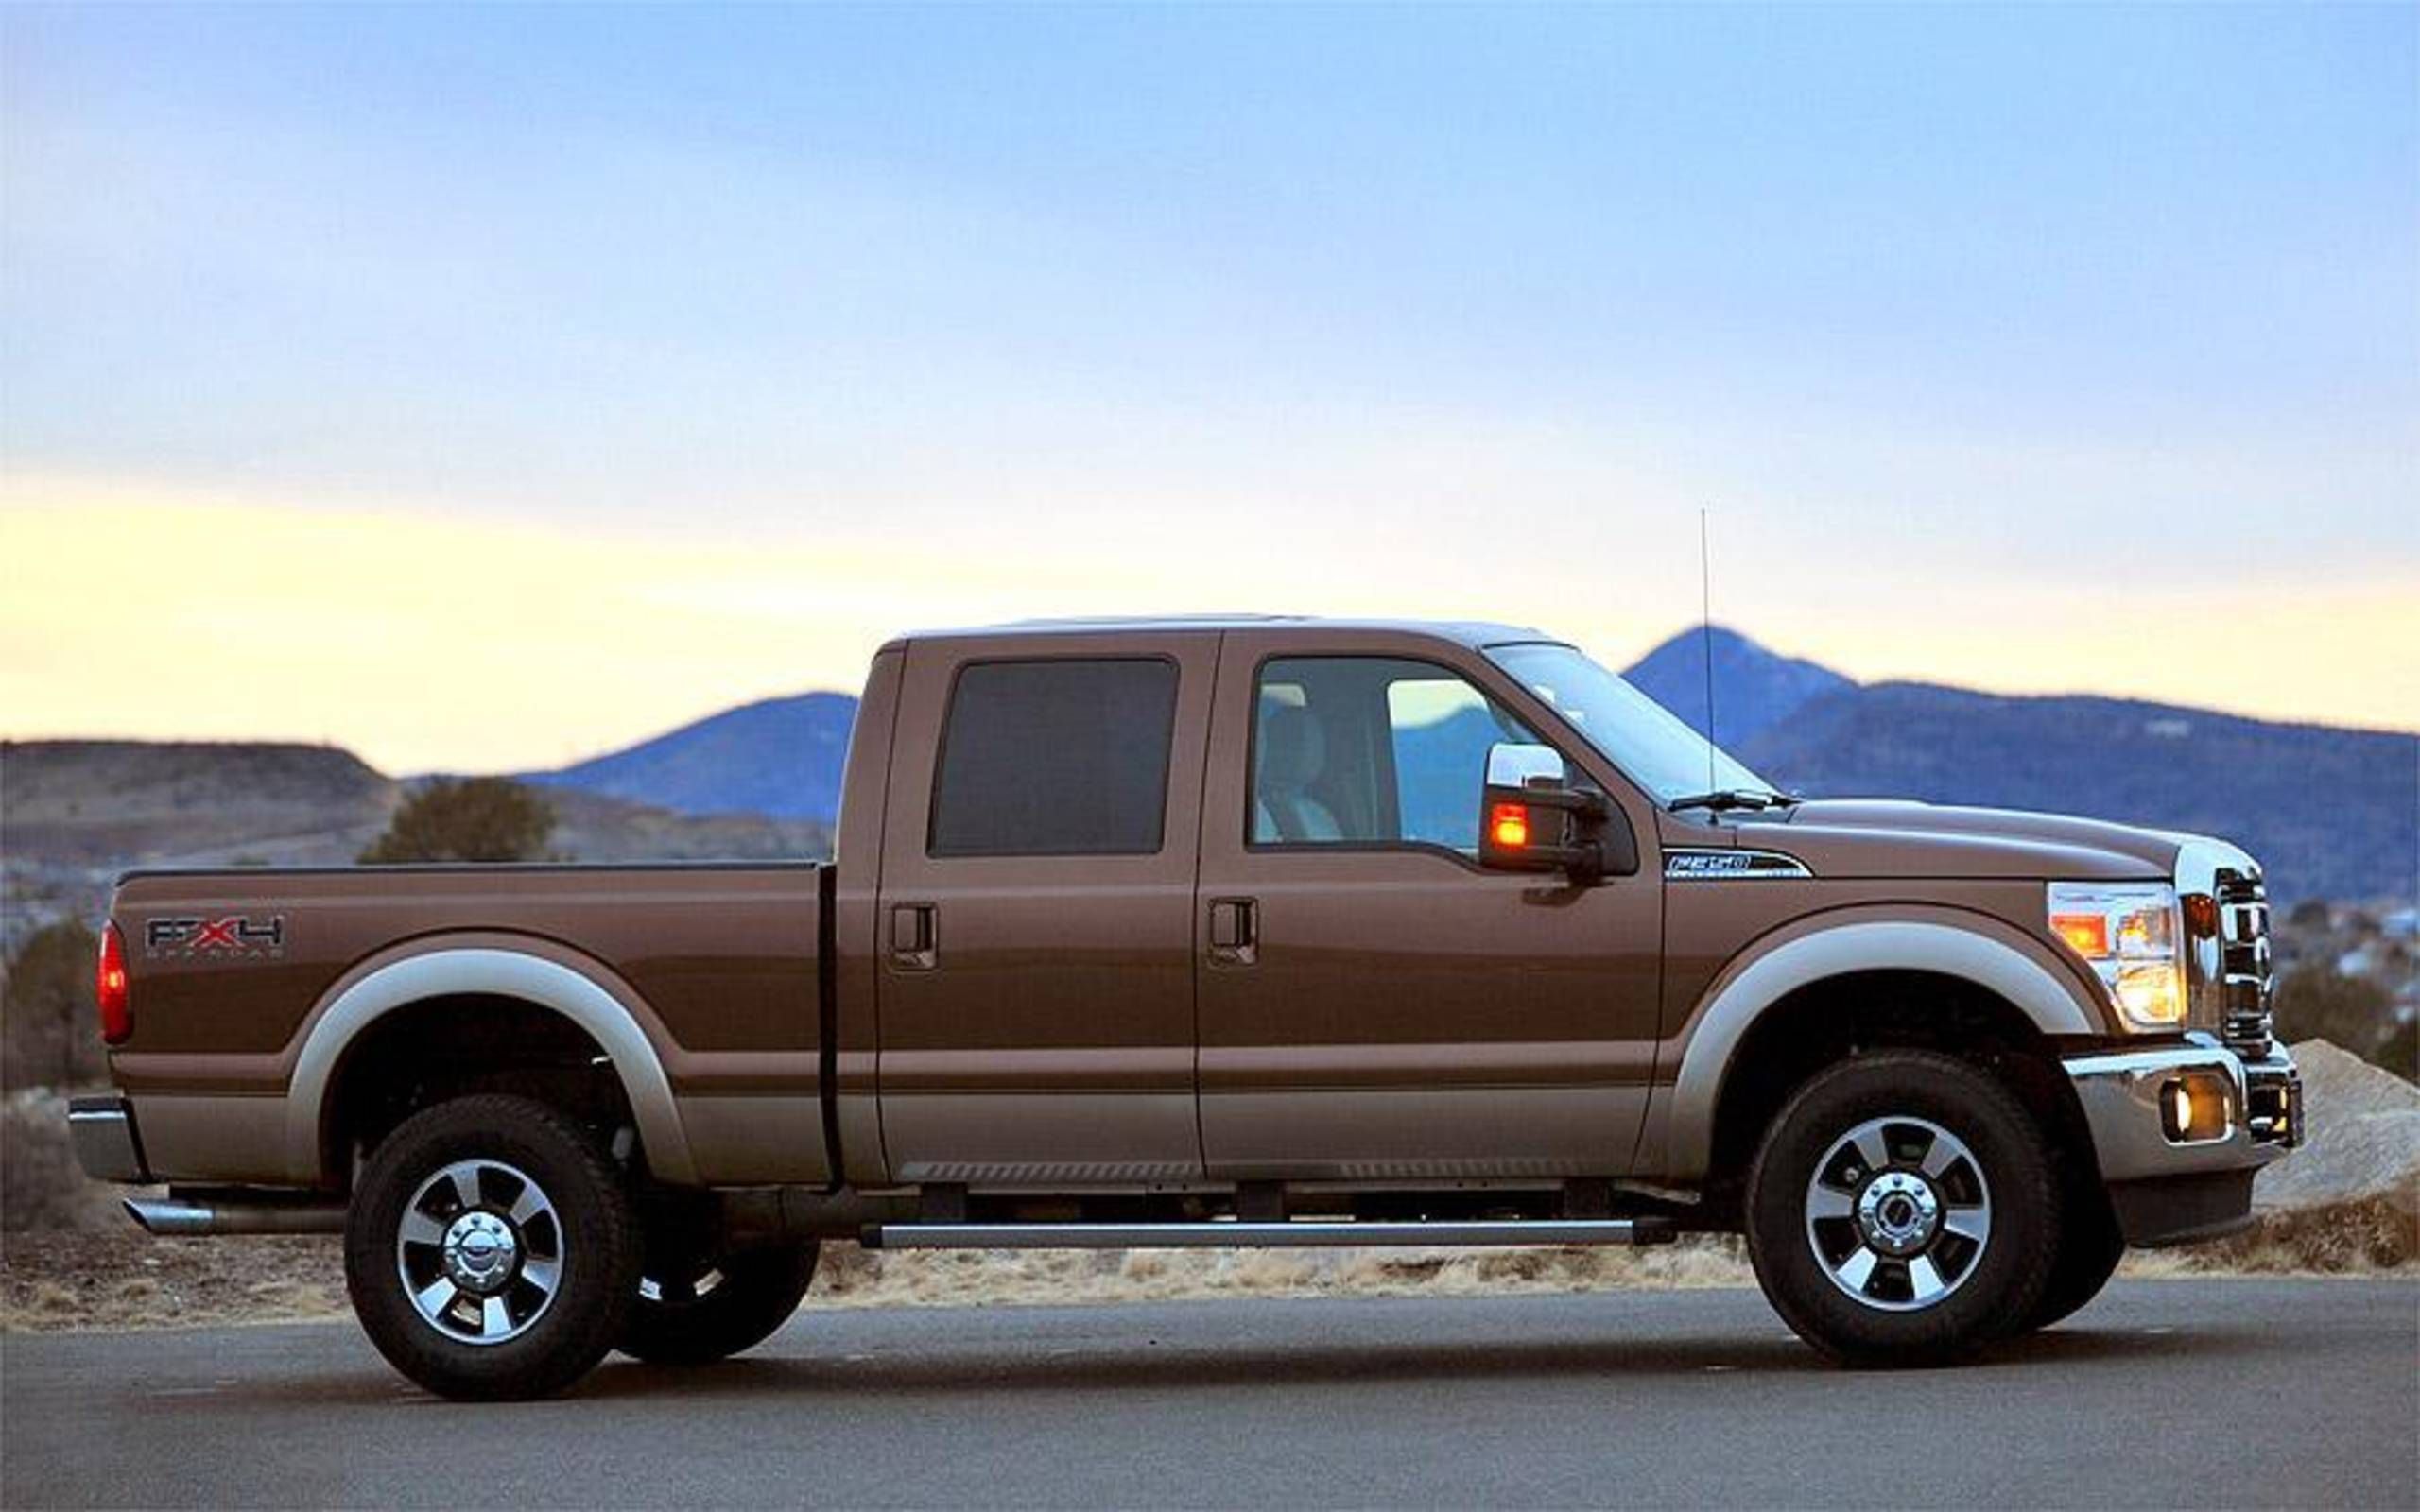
xmin=106 ymin=862 xmax=830 ymax=1188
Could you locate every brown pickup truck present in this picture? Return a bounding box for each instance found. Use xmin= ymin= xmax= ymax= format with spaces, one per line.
xmin=71 ymin=616 xmax=2301 ymax=1399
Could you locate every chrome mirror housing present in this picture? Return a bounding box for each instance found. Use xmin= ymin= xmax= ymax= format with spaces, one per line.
xmin=1485 ymin=742 xmax=1567 ymax=791
xmin=1478 ymin=741 xmax=1634 ymax=883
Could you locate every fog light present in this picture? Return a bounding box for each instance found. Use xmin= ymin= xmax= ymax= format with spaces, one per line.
xmin=2159 ymin=1074 xmax=2231 ymax=1143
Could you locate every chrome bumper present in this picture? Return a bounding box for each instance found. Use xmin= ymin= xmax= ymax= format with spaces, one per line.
xmin=68 ymin=1095 xmax=152 ymax=1184
xmin=2065 ymin=1037 xmax=2300 ymax=1182
xmin=2064 ymin=1038 xmax=2300 ymax=1246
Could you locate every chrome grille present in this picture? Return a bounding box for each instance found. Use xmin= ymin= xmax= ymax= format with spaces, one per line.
xmin=2216 ymin=873 xmax=2273 ymax=1057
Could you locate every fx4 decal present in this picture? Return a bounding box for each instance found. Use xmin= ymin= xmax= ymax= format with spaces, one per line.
xmin=145 ymin=915 xmax=286 ymax=959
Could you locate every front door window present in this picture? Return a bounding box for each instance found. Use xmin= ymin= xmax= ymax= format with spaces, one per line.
xmin=1251 ymin=657 xmax=1543 ymax=856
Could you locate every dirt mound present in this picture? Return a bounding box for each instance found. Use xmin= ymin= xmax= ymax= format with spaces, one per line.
xmin=2256 ymin=1040 xmax=2418 ymax=1215
xmin=2140 ymin=1040 xmax=2419 ymax=1274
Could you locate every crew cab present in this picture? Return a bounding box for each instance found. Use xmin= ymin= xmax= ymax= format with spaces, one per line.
xmin=70 ymin=616 xmax=2302 ymax=1399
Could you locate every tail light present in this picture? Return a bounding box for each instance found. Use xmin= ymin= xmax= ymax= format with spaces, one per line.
xmin=96 ymin=921 xmax=131 ymax=1044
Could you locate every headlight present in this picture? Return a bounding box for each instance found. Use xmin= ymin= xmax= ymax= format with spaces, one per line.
xmin=2048 ymin=881 xmax=2185 ymax=1030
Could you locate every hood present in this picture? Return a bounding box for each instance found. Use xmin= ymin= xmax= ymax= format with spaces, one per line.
xmin=1719 ymin=799 xmax=2198 ymax=883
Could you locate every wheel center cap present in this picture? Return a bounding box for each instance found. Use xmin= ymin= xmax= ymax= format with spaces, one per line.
xmin=440 ymin=1211 xmax=521 ymax=1295
xmin=1856 ymin=1172 xmax=1942 ymax=1257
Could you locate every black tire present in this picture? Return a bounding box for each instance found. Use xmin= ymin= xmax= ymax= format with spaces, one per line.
xmin=617 ymin=1240 xmax=821 ymax=1366
xmin=1745 ymin=1050 xmax=2059 ymax=1367
xmin=2018 ymin=1189 xmax=2124 ymax=1332
xmin=345 ymin=1094 xmax=639 ymax=1401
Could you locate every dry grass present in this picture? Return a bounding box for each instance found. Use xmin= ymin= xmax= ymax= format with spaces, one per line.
xmin=810 ymin=1236 xmax=1757 ymax=1313
xmin=9 ymin=1038 xmax=2410 ymax=1333
xmin=0 ymin=1233 xmax=349 ymax=1332
xmin=2123 ymin=1194 xmax=2417 ymax=1277
xmin=9 ymin=1220 xmax=2409 ymax=1336
xmin=0 ymin=1235 xmax=1759 ymax=1334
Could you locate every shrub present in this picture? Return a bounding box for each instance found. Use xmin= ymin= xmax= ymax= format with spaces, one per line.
xmin=359 ymin=777 xmax=555 ymax=864
xmin=1 ymin=920 xmax=106 ymax=1092
xmin=2273 ymin=965 xmax=2396 ymax=1070
xmin=1 ymin=1090 xmax=125 ymax=1230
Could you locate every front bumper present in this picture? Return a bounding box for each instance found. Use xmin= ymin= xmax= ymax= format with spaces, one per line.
xmin=2063 ymin=1037 xmax=2300 ymax=1246
xmin=68 ymin=1095 xmax=152 ymax=1184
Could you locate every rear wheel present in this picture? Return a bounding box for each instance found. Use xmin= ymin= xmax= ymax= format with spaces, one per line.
xmin=1745 ymin=1050 xmax=2058 ymax=1366
xmin=618 ymin=1239 xmax=821 ymax=1366
xmin=345 ymin=1094 xmax=639 ymax=1400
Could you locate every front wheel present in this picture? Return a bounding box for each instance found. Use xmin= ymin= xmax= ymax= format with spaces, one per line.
xmin=345 ymin=1094 xmax=640 ymax=1400
xmin=617 ymin=1240 xmax=821 ymax=1366
xmin=2018 ymin=1191 xmax=2124 ymax=1332
xmin=1745 ymin=1050 xmax=2059 ymax=1366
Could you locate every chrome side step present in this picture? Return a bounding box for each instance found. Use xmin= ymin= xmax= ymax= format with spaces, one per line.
xmin=861 ymin=1218 xmax=1673 ymax=1250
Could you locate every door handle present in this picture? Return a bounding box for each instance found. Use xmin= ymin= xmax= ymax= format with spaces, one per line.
xmin=890 ymin=902 xmax=938 ymax=971
xmin=1207 ymin=897 xmax=1257 ymax=966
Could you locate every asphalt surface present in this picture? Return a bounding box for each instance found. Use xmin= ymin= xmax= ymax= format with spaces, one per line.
xmin=4 ymin=1280 xmax=2412 ymax=1508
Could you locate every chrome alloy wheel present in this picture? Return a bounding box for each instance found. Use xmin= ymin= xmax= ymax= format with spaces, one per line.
xmin=395 ymin=1159 xmax=564 ymax=1346
xmin=1804 ymin=1115 xmax=1992 ymax=1313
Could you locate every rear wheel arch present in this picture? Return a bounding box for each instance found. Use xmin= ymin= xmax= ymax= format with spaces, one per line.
xmin=321 ymin=992 xmax=631 ymax=1186
xmin=289 ymin=946 xmax=696 ymax=1187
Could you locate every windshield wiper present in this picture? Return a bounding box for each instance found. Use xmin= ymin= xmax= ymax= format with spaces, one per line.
xmin=1667 ymin=788 xmax=1794 ymax=815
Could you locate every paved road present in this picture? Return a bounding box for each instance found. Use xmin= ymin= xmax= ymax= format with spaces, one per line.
xmin=5 ymin=1280 xmax=2412 ymax=1508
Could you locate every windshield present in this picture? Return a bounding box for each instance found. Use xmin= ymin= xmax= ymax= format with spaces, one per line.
xmin=1482 ymin=642 xmax=1778 ymax=805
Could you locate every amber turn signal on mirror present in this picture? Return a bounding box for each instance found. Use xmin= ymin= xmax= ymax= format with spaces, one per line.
xmin=1489 ymin=802 xmax=1530 ymax=850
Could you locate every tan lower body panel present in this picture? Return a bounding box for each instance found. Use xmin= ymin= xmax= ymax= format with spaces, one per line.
xmin=1201 ymin=1086 xmax=1650 ymax=1180
xmin=674 ymin=1095 xmax=829 ymax=1186
xmin=882 ymin=1091 xmax=1201 ymax=1183
xmin=132 ymin=1093 xmax=293 ymax=1185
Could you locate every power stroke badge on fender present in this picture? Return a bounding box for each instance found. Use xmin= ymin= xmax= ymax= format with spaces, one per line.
xmin=1663 ymin=850 xmax=1813 ymax=881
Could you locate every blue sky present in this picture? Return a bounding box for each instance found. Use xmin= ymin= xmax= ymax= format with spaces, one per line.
xmin=4 ymin=5 xmax=2414 ymax=767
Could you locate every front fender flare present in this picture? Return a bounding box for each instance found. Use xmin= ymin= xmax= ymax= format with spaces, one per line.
xmin=285 ymin=946 xmax=698 ymax=1186
xmin=1658 ymin=916 xmax=2102 ymax=1182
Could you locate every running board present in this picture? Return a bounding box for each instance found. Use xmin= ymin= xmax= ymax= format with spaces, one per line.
xmin=860 ymin=1218 xmax=1674 ymax=1250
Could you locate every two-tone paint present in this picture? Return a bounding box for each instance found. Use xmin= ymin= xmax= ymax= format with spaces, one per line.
xmin=89 ymin=616 xmax=2291 ymax=1235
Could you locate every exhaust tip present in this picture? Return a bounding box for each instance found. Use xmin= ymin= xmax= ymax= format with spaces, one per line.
xmin=124 ymin=1196 xmax=169 ymax=1233
xmin=124 ymin=1194 xmax=348 ymax=1236
xmin=124 ymin=1196 xmax=207 ymax=1235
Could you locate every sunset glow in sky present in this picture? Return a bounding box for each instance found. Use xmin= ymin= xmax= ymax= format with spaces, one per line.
xmin=4 ymin=5 xmax=2414 ymax=773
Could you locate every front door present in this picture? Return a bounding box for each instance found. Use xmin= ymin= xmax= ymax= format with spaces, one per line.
xmin=1194 ymin=630 xmax=1663 ymax=1178
xmin=875 ymin=631 xmax=1216 ymax=1183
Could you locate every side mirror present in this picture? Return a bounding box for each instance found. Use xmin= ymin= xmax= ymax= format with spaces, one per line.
xmin=1478 ymin=742 xmax=1636 ymax=883
xmin=1486 ymin=743 xmax=1568 ymax=792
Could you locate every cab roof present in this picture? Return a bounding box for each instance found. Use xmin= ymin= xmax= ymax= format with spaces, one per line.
xmin=887 ymin=614 xmax=1559 ymax=651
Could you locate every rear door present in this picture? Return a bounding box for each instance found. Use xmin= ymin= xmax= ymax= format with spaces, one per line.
xmin=873 ymin=630 xmax=1216 ymax=1183
xmin=1193 ymin=628 xmax=1663 ymax=1178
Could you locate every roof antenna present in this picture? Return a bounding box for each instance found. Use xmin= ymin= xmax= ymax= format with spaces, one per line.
xmin=1699 ymin=507 xmax=1719 ymax=799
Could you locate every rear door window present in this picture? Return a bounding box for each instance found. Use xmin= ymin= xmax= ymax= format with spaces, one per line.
xmin=928 ymin=658 xmax=1179 ymax=856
